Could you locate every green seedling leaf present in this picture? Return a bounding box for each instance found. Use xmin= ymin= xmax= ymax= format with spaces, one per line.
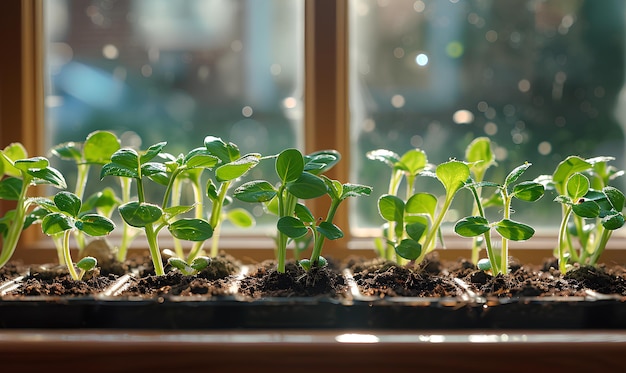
xmin=76 ymin=214 xmax=115 ymax=236
xmin=184 ymin=148 xmax=220 ymax=169
xmin=366 ymin=149 xmax=400 ymax=168
xmin=395 ymin=239 xmax=422 ymax=260
xmin=317 ymin=221 xmax=343 ymax=240
xmin=51 ymin=142 xmax=82 ymax=161
xmin=299 ymin=259 xmax=312 ymax=271
xmin=405 ymin=221 xmax=427 ymax=241
xmin=234 ymin=180 xmax=277 ymax=202
xmin=323 ymin=177 xmax=343 ymax=200
xmin=572 ymin=200 xmax=600 ymax=218
xmin=168 ymin=257 xmax=193 ymax=273
xmin=436 ymin=160 xmax=470 ymax=197
xmin=168 ymin=218 xmax=213 ymax=241
xmin=41 ymin=212 xmax=74 ymax=235
xmin=23 ymin=207 xmax=49 ymax=230
xmin=504 ymin=162 xmax=531 ymax=187
xmin=604 ymin=186 xmax=625 ymax=212
xmin=54 ymin=191 xmax=82 ymax=217
xmin=287 ymin=172 xmax=328 ymax=199
xmin=81 ymin=188 xmax=118 ymax=216
xmin=277 ymin=216 xmax=308 ymax=238
xmin=27 ymin=167 xmax=67 ymax=189
xmin=206 ymin=179 xmax=219 ymax=201
xmin=163 ymin=205 xmax=196 ymax=219
xmin=190 ymin=256 xmax=211 ymax=271
xmin=304 ymin=150 xmax=341 ymax=175
xmin=455 ymin=216 xmax=491 ymax=237
xmin=76 ymin=256 xmax=97 ymax=271
xmin=396 ymin=149 xmax=427 ymax=175
xmin=465 ymin=137 xmax=495 ymax=175
xmin=2 ymin=143 xmax=28 ymax=177
xmin=477 ymin=258 xmax=492 ymax=271
xmin=14 ymin=157 xmax=48 ymax=172
xmin=378 ymin=194 xmax=404 ymax=223
xmin=264 ymin=196 xmax=280 ymax=216
xmin=405 ymin=192 xmax=437 ymax=219
xmin=141 ymin=162 xmax=167 ymax=177
xmin=226 ymin=208 xmax=255 ymax=228
xmin=216 ymin=153 xmax=261 ymax=182
xmin=494 ymin=219 xmax=534 ymax=241
xmin=0 ymin=177 xmax=22 ymax=200
xmin=204 ymin=136 xmax=240 ymax=163
xmin=119 ymin=202 xmax=163 ymax=228
xmin=566 ymin=173 xmax=589 ymax=200
xmin=512 ymin=181 xmax=544 ymax=202
xmin=140 ymin=142 xmax=167 ymax=164
xmin=276 ymin=148 xmax=304 ymax=183
xmin=83 ymin=131 xmax=121 ymax=164
xmin=110 ymin=148 xmax=139 ymax=170
xmin=294 ymin=203 xmax=315 ymax=223
xmin=30 ymin=197 xmax=59 ymax=213
xmin=341 ymin=183 xmax=373 ymax=200
xmin=602 ymin=212 xmax=625 ymax=230
xmin=100 ymin=163 xmax=139 ymax=179
xmin=553 ymin=156 xmax=592 ymax=185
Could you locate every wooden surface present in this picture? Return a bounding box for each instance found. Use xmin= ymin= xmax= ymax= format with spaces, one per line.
xmin=0 ymin=330 xmax=625 ymax=372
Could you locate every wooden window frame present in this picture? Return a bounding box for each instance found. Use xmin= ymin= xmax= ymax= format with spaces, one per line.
xmin=3 ymin=0 xmax=626 ymax=265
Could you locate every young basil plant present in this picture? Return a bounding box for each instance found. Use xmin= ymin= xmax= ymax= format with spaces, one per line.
xmin=277 ymin=176 xmax=372 ymax=271
xmin=51 ymin=130 xmax=121 ymax=253
xmin=367 ymin=148 xmax=429 ymax=262
xmin=454 ymin=162 xmax=544 ymax=275
xmin=35 ymin=191 xmax=115 ymax=280
xmin=234 ymin=148 xmax=339 ymax=273
xmin=101 ymin=142 xmax=213 ymax=276
xmin=0 ymin=143 xmax=67 ymax=269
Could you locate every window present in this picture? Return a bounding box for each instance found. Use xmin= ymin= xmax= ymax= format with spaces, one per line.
xmin=44 ymin=0 xmax=304 ymax=231
xmin=350 ymin=0 xmax=626 ymax=235
xmin=3 ymin=0 xmax=626 ymax=261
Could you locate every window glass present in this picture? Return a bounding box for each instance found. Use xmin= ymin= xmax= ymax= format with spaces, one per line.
xmin=350 ymin=0 xmax=626 ymax=230
xmin=44 ymin=0 xmax=304 ymax=229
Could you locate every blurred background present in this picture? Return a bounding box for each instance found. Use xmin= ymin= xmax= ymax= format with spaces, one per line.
xmin=44 ymin=0 xmax=626 ymax=234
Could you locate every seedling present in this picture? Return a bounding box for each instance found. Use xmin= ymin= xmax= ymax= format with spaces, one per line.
xmin=277 ymin=176 xmax=372 ymax=271
xmin=34 ymin=191 xmax=115 ymax=280
xmin=367 ymin=148 xmax=429 ymax=261
xmin=168 ymin=256 xmax=211 ymax=276
xmin=51 ymin=131 xmax=121 ymax=253
xmin=0 ymin=143 xmax=67 ymax=269
xmin=234 ymin=148 xmax=339 ymax=273
xmin=376 ymin=159 xmax=470 ymax=268
xmin=543 ymin=156 xmax=625 ymax=272
xmin=463 ymin=137 xmax=496 ymax=264
xmin=101 ymin=142 xmax=214 ymax=276
xmin=159 ymin=136 xmax=258 ymax=266
xmin=454 ymin=162 xmax=544 ymax=275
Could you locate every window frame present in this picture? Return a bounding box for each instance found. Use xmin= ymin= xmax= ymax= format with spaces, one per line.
xmin=3 ymin=0 xmax=626 ymax=265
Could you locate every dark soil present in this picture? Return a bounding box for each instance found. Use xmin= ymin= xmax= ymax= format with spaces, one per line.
xmin=346 ymin=256 xmax=462 ymax=297
xmin=4 ymin=265 xmax=117 ymax=296
xmin=238 ymin=260 xmax=347 ymax=298
xmin=345 ymin=253 xmax=626 ymax=298
xmin=3 ymin=250 xmax=626 ymax=299
xmin=120 ymin=253 xmax=242 ymax=297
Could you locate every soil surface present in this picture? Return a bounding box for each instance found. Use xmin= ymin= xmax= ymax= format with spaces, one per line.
xmin=238 ymin=260 xmax=347 ymax=298
xmin=3 ymin=251 xmax=626 ymax=299
xmin=346 ymin=253 xmax=626 ymax=298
